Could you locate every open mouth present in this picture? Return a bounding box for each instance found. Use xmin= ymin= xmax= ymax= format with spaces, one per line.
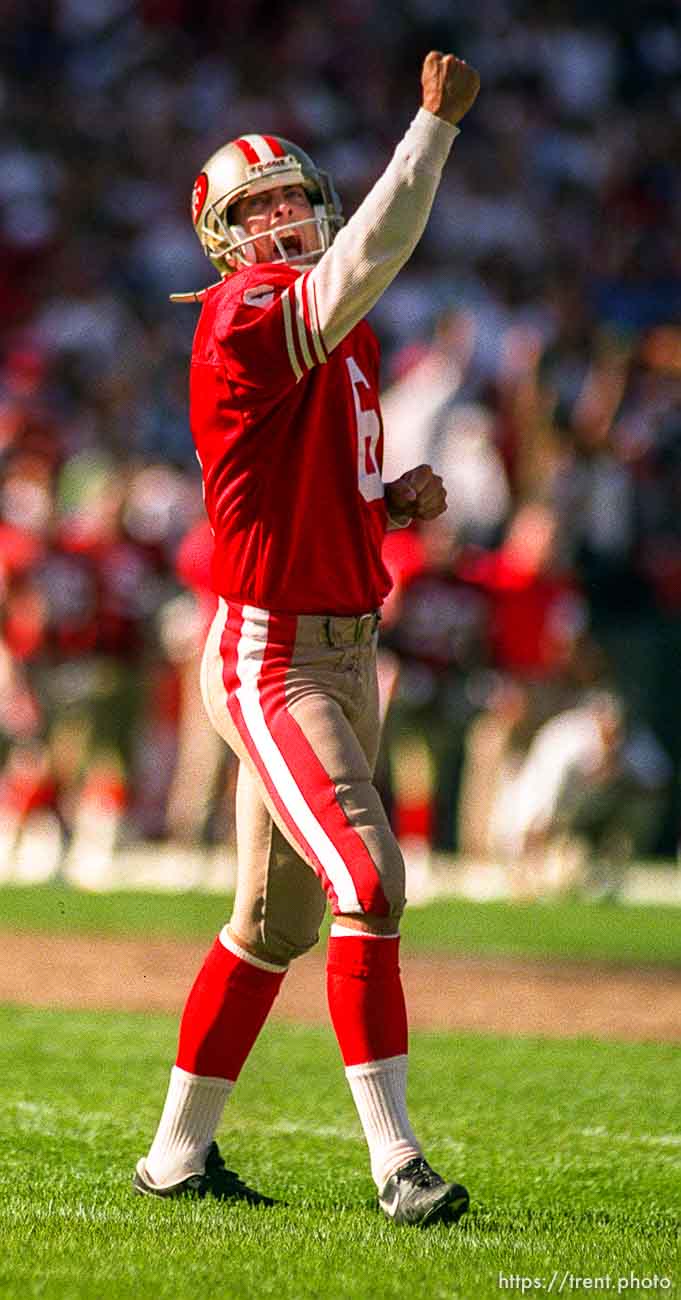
xmin=276 ymin=232 xmax=303 ymax=258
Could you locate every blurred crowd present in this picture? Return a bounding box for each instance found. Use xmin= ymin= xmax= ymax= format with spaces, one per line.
xmin=1 ymin=0 xmax=680 ymax=895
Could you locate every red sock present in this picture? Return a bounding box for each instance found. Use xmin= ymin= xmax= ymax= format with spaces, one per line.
xmin=176 ymin=935 xmax=286 ymax=1080
xmin=394 ymin=797 xmax=432 ymax=842
xmin=326 ymin=933 xmax=407 ymax=1067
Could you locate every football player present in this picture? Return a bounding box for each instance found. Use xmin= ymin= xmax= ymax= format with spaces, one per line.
xmin=134 ymin=50 xmax=479 ymax=1227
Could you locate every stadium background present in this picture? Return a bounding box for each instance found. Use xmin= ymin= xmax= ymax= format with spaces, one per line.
xmin=1 ymin=0 xmax=681 ymax=888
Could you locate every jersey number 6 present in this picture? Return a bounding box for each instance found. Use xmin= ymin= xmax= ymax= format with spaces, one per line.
xmin=346 ymin=355 xmax=384 ymax=504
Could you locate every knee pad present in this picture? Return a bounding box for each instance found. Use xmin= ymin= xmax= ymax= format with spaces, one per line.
xmin=228 ymin=917 xmax=320 ymax=967
xmin=261 ymin=923 xmax=321 ymax=966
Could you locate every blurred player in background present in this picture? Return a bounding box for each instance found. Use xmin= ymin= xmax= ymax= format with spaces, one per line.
xmin=134 ymin=51 xmax=479 ymax=1226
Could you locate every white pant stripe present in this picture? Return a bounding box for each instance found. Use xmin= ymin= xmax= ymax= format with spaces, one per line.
xmin=233 ymin=607 xmax=361 ymax=913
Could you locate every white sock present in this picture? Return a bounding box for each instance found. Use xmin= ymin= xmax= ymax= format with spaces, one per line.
xmin=144 ymin=1065 xmax=234 ymax=1187
xmin=345 ymin=1054 xmax=422 ymax=1190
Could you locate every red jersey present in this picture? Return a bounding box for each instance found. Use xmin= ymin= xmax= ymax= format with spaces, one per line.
xmin=460 ymin=549 xmax=584 ymax=678
xmin=190 ymin=262 xmax=392 ymax=614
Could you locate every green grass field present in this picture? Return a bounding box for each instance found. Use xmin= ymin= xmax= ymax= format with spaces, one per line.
xmin=1 ymin=886 xmax=679 ymax=1298
xmin=1 ymin=883 xmax=680 ymax=963
xmin=0 ymin=1005 xmax=679 ymax=1300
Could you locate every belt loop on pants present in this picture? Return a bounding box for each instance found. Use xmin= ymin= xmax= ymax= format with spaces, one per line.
xmin=354 ymin=611 xmax=381 ymax=643
xmin=320 ymin=611 xmax=381 ymax=647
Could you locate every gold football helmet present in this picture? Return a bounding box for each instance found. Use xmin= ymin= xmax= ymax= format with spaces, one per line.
xmin=172 ymin=133 xmax=343 ymax=300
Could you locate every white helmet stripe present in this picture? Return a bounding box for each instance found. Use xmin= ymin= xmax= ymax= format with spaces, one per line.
xmin=239 ymin=134 xmax=285 ymax=165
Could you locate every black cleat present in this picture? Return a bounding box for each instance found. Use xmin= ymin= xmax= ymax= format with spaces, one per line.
xmin=378 ymin=1156 xmax=469 ymax=1227
xmin=132 ymin=1141 xmax=278 ymax=1206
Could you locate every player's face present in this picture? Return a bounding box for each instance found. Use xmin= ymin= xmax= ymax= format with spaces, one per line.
xmin=232 ymin=185 xmax=317 ymax=263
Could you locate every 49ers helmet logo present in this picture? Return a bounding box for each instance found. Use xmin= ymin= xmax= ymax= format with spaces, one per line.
xmin=191 ymin=172 xmax=208 ymax=226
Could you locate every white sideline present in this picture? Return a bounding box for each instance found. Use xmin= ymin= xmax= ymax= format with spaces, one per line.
xmin=1 ymin=829 xmax=680 ymax=906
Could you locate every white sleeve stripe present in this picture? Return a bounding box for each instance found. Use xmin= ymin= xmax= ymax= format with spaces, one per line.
xmin=281 ymin=287 xmax=303 ymax=382
xmin=305 ymin=274 xmax=328 ymax=365
xmin=293 ymin=277 xmax=314 ymax=371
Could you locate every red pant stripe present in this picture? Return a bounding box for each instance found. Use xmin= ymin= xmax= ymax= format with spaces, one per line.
xmin=258 ymin=611 xmax=389 ymax=916
xmin=219 ymin=603 xmax=340 ymax=909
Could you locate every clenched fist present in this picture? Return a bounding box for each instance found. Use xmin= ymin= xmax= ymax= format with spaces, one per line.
xmin=385 ymin=464 xmax=447 ymax=523
xmin=421 ymin=51 xmax=480 ymax=126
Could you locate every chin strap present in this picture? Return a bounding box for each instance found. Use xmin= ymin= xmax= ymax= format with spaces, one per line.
xmin=169 ymin=279 xmax=224 ymax=304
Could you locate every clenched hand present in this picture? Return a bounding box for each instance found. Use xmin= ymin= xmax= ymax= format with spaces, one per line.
xmin=385 ymin=464 xmax=447 ymax=522
xmin=421 ymin=51 xmax=480 ymax=126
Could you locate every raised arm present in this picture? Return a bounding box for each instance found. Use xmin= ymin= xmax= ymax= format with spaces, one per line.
xmin=310 ymin=52 xmax=480 ymax=353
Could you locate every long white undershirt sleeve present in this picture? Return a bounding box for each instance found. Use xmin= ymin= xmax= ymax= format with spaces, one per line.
xmin=309 ymin=109 xmax=459 ymax=353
